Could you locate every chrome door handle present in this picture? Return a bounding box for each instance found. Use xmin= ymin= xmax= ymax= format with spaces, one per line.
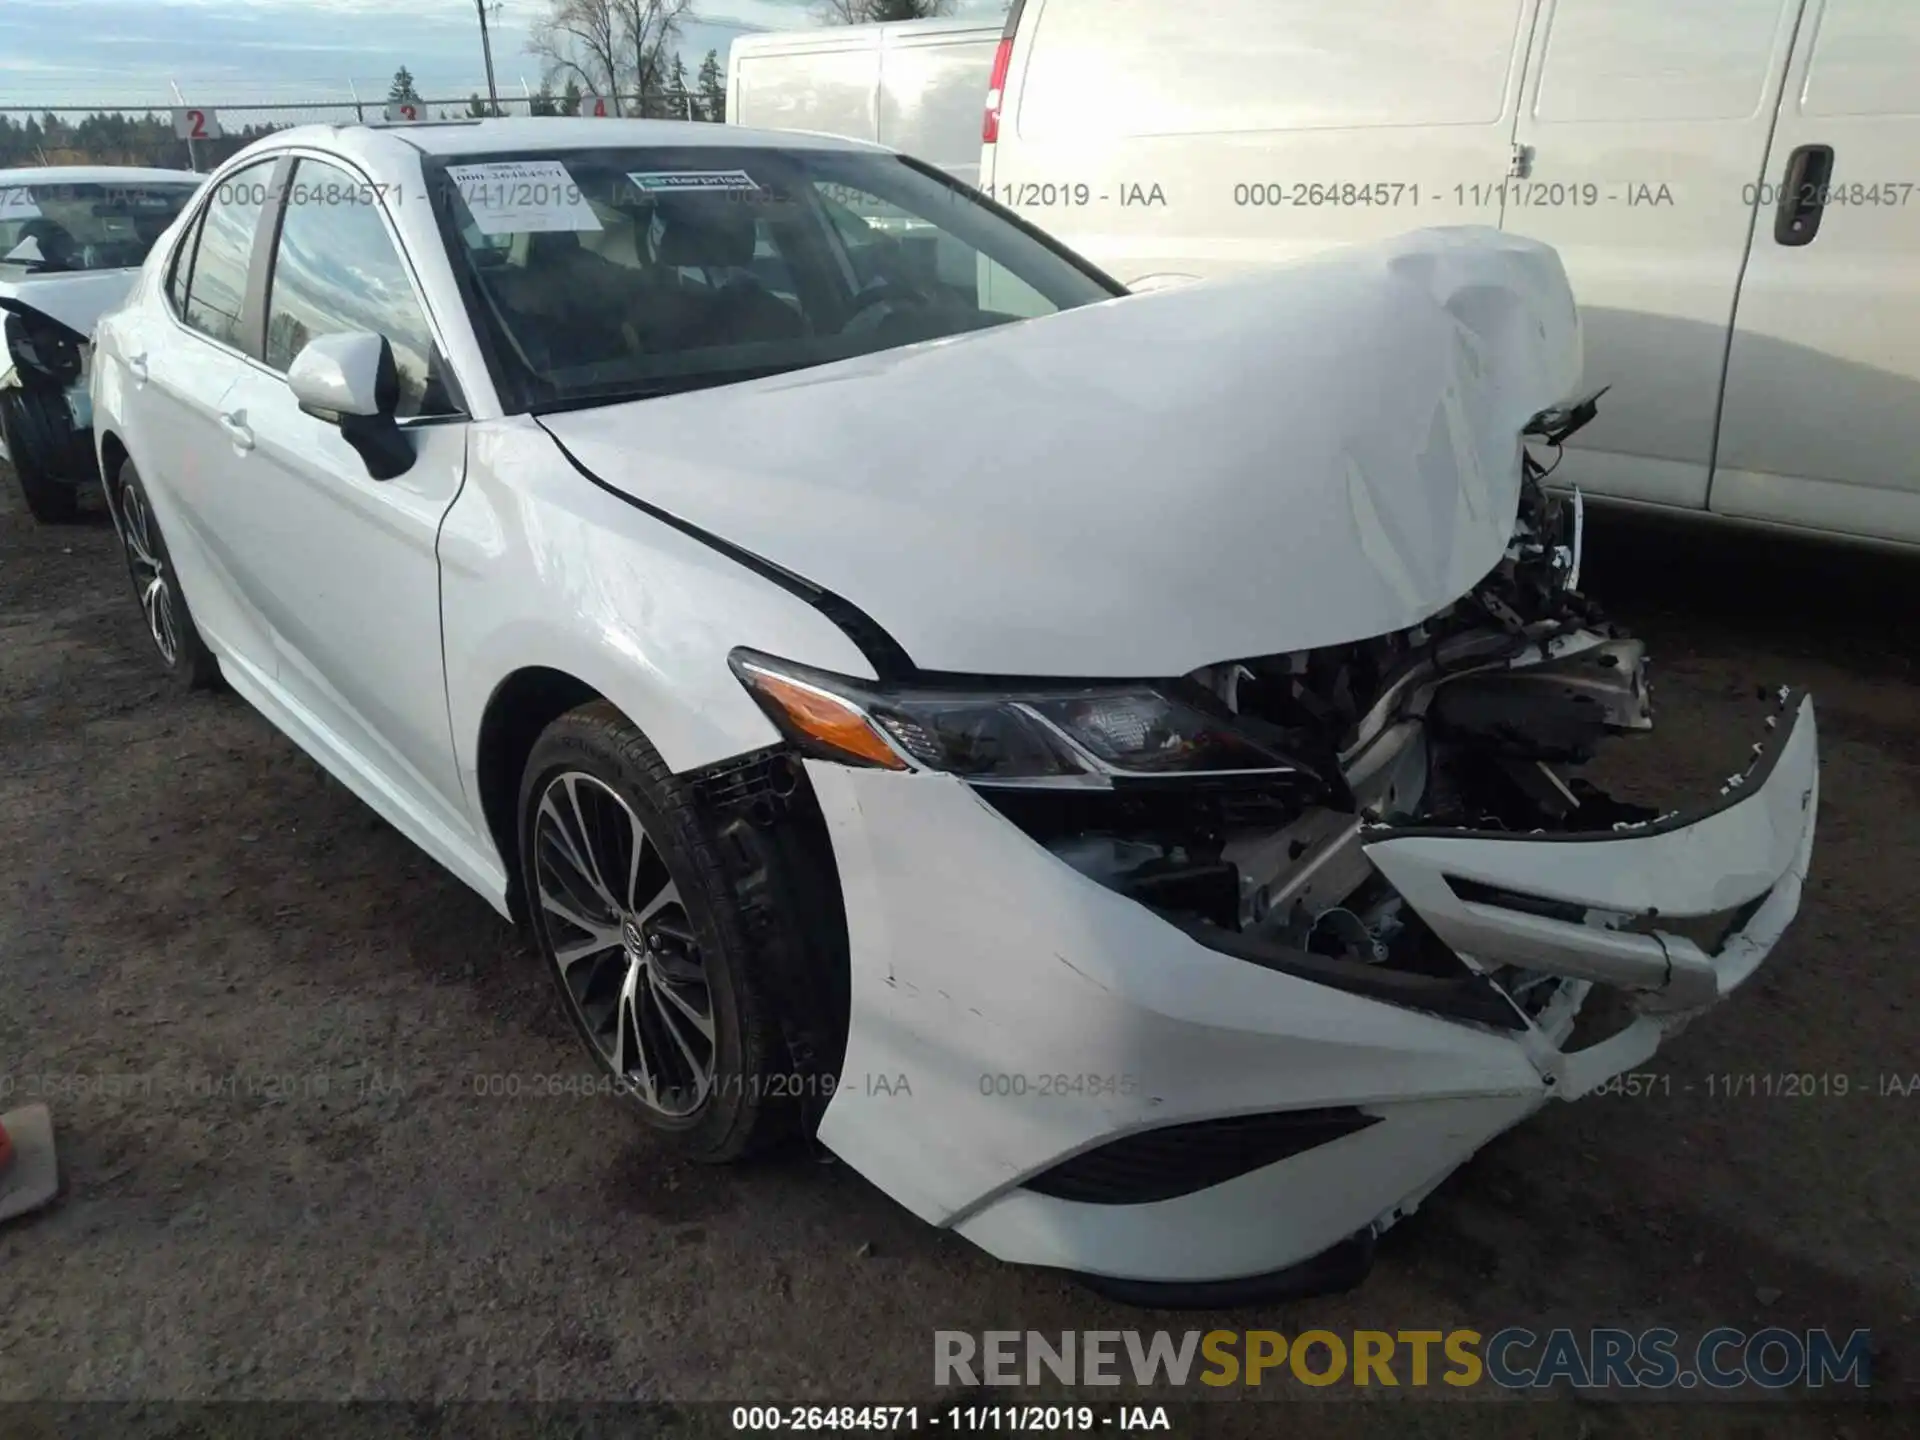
xmin=127 ymin=352 xmax=148 ymax=383
xmin=219 ymin=410 xmax=255 ymax=452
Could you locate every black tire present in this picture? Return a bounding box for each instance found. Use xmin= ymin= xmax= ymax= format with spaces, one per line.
xmin=0 ymin=389 xmax=81 ymax=523
xmin=113 ymin=459 xmax=221 ymax=690
xmin=518 ymin=702 xmax=786 ymax=1162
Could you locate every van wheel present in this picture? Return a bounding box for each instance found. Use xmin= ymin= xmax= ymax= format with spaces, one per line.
xmin=517 ymin=702 xmax=788 ymax=1161
xmin=0 ymin=390 xmax=80 ymax=523
xmin=114 ymin=460 xmax=221 ymax=690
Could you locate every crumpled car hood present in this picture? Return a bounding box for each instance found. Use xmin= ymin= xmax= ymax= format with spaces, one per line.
xmin=0 ymin=270 xmax=137 ymax=371
xmin=0 ymin=271 xmax=137 ymax=337
xmin=539 ymin=225 xmax=1583 ymax=679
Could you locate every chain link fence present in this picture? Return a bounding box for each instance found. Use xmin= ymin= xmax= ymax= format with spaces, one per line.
xmin=0 ymin=93 xmax=724 ymax=173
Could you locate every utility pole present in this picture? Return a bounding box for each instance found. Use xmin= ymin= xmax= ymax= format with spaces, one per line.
xmin=475 ymin=0 xmax=501 ymax=115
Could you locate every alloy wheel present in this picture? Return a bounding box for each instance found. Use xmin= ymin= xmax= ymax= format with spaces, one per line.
xmin=119 ymin=483 xmax=179 ymax=666
xmin=533 ymin=771 xmax=717 ymax=1117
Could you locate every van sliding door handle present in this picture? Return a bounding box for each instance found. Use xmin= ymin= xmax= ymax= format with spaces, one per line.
xmin=1773 ymin=144 xmax=1834 ymax=247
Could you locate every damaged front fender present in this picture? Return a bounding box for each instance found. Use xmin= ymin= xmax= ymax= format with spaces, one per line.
xmin=1 ymin=295 xmax=89 ymax=387
xmin=0 ymin=296 xmax=99 ymax=499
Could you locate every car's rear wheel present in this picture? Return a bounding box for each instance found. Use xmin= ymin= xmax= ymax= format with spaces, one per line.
xmin=0 ymin=389 xmax=80 ymax=523
xmin=517 ymin=703 xmax=787 ymax=1161
xmin=114 ymin=460 xmax=220 ymax=690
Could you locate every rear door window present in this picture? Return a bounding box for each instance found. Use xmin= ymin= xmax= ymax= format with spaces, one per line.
xmin=182 ymin=162 xmax=274 ymax=349
xmin=167 ymin=209 xmax=205 ymax=314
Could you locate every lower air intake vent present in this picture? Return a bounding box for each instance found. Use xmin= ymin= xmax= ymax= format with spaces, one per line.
xmin=1023 ymin=1108 xmax=1381 ymax=1206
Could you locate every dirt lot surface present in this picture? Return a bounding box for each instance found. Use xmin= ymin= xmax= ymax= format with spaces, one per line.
xmin=1 ymin=470 xmax=1914 ymax=1435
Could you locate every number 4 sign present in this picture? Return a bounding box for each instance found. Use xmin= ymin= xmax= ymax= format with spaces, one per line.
xmin=384 ymin=102 xmax=423 ymax=123
xmin=171 ymin=106 xmax=222 ymax=141
xmin=581 ymin=96 xmax=616 ymax=117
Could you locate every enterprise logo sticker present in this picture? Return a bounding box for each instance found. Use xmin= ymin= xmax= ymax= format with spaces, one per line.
xmin=628 ymin=169 xmax=761 ymax=194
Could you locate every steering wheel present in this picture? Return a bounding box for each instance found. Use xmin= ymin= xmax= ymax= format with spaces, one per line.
xmin=840 ymin=277 xmax=928 ymax=333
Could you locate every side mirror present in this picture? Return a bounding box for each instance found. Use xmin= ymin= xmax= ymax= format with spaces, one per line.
xmin=287 ymin=331 xmax=414 ymax=480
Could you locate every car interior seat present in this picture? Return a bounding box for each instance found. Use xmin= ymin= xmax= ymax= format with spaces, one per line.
xmin=641 ymin=195 xmax=808 ymax=350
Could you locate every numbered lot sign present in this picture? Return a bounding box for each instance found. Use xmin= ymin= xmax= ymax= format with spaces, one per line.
xmin=581 ymin=95 xmax=616 ymax=118
xmin=384 ymin=102 xmax=424 ymax=123
xmin=171 ymin=106 xmax=222 ymax=140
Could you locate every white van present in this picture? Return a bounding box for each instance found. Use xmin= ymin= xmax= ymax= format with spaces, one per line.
xmin=982 ymin=0 xmax=1920 ymax=549
xmin=728 ymin=17 xmax=1001 ymax=187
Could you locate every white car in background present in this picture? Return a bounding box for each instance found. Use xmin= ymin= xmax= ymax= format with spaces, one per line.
xmin=89 ymin=118 xmax=1817 ymax=1302
xmin=0 ymin=166 xmax=202 ymax=520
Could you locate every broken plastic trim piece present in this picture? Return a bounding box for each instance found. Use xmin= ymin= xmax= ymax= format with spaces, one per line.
xmin=1363 ymin=691 xmax=1816 ymax=1010
xmin=1169 ymin=914 xmax=1526 ymax=1030
xmin=1524 ymin=386 xmax=1609 ymax=448
xmin=1378 ymin=687 xmax=1806 ymax=845
xmin=0 ymin=297 xmax=88 ymax=386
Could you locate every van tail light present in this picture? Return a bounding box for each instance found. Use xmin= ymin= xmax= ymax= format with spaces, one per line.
xmin=982 ymin=37 xmax=1013 ymax=144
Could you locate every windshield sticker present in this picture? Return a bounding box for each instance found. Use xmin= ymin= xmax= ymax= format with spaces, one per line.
xmin=627 ymin=170 xmax=761 ymax=195
xmin=0 ymin=185 xmax=42 ymax=221
xmin=444 ymin=161 xmax=602 ymax=235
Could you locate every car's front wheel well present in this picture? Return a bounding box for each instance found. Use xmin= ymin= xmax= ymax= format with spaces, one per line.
xmin=479 ymin=670 xmax=854 ymax=1127
xmin=476 ymin=667 xmax=602 ymax=924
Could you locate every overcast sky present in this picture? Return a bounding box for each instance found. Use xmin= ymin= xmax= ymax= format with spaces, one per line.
xmin=0 ymin=0 xmax=1008 ymax=110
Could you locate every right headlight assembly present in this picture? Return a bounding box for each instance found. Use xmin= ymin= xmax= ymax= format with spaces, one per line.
xmin=728 ymin=647 xmax=1305 ymax=787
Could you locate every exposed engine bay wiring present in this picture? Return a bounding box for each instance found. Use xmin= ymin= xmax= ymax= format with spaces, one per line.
xmin=995 ymin=391 xmax=1675 ymax=1033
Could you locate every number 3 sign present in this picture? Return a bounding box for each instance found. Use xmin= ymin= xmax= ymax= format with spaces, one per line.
xmin=171 ymin=106 xmax=222 ymax=140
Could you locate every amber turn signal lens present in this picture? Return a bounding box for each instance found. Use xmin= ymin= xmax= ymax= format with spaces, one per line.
xmin=742 ymin=669 xmax=907 ymax=771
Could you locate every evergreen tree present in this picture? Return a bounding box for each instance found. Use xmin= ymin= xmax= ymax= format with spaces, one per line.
xmin=695 ymin=48 xmax=725 ymax=122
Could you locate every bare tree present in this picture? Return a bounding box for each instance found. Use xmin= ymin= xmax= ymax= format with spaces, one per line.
xmin=527 ymin=0 xmax=623 ymax=104
xmin=530 ymin=0 xmax=692 ymax=114
xmin=816 ymin=0 xmax=955 ymax=22
xmin=613 ymin=0 xmax=694 ymax=114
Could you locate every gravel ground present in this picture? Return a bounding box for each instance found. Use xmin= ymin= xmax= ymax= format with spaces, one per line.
xmin=1 ymin=469 xmax=1915 ymax=1435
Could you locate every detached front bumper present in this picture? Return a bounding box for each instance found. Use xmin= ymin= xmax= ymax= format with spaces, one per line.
xmin=806 ymin=693 xmax=1818 ymax=1289
xmin=1367 ymin=691 xmax=1818 ymax=1095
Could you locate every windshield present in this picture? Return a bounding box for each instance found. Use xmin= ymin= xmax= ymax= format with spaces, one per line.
xmin=0 ymin=179 xmax=201 ymax=274
xmin=426 ymin=146 xmax=1121 ymax=412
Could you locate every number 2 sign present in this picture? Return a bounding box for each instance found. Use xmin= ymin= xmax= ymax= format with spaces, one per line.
xmin=384 ymin=102 xmax=423 ymax=123
xmin=171 ymin=106 xmax=222 ymax=141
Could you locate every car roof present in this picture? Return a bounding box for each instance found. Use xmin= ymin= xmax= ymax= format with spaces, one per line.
xmin=239 ymin=116 xmax=890 ymax=174
xmin=0 ymin=165 xmax=202 ymax=187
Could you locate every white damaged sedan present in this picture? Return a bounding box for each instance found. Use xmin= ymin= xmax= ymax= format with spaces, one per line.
xmin=90 ymin=119 xmax=1817 ymax=1303
xmin=1 ymin=166 xmax=202 ymax=520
